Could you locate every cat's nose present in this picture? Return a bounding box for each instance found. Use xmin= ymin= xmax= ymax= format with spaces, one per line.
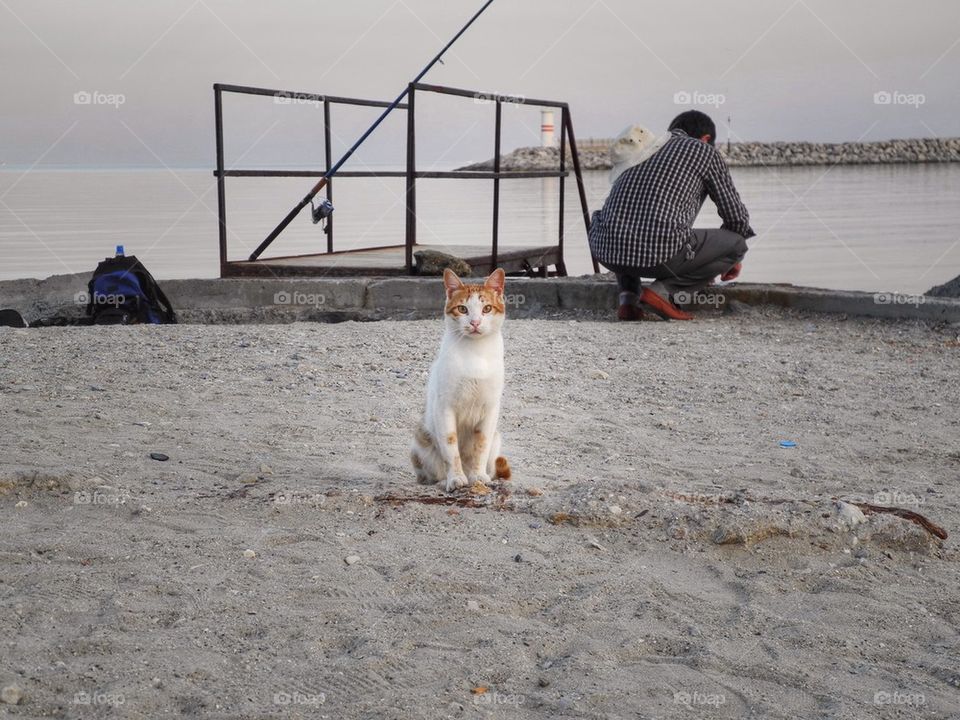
xmin=470 ymin=319 xmax=481 ymax=329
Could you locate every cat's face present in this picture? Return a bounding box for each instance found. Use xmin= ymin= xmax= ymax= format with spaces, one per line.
xmin=443 ymin=268 xmax=506 ymax=339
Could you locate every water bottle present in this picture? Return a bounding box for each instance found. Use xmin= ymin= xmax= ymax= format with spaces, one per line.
xmin=115 ymin=245 xmax=125 ymax=257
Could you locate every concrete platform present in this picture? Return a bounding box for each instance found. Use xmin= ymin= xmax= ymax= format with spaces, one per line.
xmin=1 ymin=273 xmax=959 ymax=325
xmin=222 ymin=243 xmax=562 ymax=278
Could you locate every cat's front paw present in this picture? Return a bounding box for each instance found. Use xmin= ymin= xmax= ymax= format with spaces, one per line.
xmin=467 ymin=471 xmax=491 ymax=485
xmin=445 ymin=473 xmax=470 ymax=492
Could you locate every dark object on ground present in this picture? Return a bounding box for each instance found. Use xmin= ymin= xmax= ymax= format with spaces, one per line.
xmin=849 ymin=501 xmax=949 ymax=540
xmin=149 ymin=452 xmax=169 ymax=462
xmin=414 ymin=250 xmax=472 ymax=277
xmin=87 ymin=255 xmax=177 ymax=325
xmin=0 ymin=309 xmax=27 ymax=328
xmin=927 ymin=273 xmax=960 ymax=298
xmin=617 ymin=302 xmax=646 ymax=321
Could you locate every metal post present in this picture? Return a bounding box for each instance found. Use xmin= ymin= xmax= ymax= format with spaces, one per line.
xmin=404 ymin=84 xmax=417 ymax=273
xmin=323 ymin=99 xmax=334 ymax=253
xmin=214 ymin=84 xmax=227 ymax=277
xmin=491 ymin=100 xmax=502 ymax=271
xmin=563 ymin=108 xmax=599 ymax=273
xmin=557 ymin=106 xmax=567 ymax=276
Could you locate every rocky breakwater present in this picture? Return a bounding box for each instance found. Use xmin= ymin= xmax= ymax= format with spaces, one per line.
xmin=459 ymin=137 xmax=960 ymax=172
xmin=722 ymin=137 xmax=960 ymax=167
xmin=459 ymin=145 xmax=611 ymax=172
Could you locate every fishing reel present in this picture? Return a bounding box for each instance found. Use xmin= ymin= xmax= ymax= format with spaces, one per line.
xmin=311 ymin=198 xmax=334 ymax=232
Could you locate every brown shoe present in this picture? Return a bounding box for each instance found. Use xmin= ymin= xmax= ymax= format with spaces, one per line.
xmin=640 ymin=287 xmax=694 ymax=321
xmin=617 ymin=291 xmax=646 ymax=321
xmin=617 ymin=302 xmax=647 ymax=321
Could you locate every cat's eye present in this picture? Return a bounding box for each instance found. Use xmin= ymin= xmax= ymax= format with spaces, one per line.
xmin=457 ymin=305 xmax=468 ymax=314
xmin=482 ymin=305 xmax=493 ymax=314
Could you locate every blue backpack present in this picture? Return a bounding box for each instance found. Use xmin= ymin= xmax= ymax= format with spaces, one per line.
xmin=86 ymin=255 xmax=176 ymax=325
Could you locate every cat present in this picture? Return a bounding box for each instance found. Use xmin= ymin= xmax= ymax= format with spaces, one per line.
xmin=411 ymin=268 xmax=512 ymax=492
xmin=609 ymin=124 xmax=671 ymax=185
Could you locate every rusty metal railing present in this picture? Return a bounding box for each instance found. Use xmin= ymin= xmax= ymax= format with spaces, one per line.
xmin=213 ymin=81 xmax=597 ymax=277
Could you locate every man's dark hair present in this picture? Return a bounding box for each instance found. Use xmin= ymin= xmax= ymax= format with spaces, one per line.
xmin=668 ymin=110 xmax=716 ymax=145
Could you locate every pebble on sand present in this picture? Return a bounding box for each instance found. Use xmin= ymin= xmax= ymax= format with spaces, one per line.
xmin=15 ymin=500 xmax=28 ymax=509
xmin=587 ymin=537 xmax=606 ymax=551
xmin=835 ymin=501 xmax=867 ymax=530
xmin=1 ymin=685 xmax=23 ymax=705
xmin=242 ymin=549 xmax=257 ymax=559
xmin=344 ymin=555 xmax=361 ymax=565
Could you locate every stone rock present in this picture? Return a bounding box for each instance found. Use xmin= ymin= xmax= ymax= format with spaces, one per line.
xmin=927 ymin=272 xmax=960 ymax=298
xmin=242 ymin=549 xmax=257 ymax=559
xmin=1 ymin=685 xmax=23 ymax=705
xmin=586 ymin=537 xmax=606 ymax=551
xmin=835 ymin=501 xmax=867 ymax=530
xmin=413 ymin=250 xmax=471 ymax=277
xmin=344 ymin=555 xmax=361 ymax=566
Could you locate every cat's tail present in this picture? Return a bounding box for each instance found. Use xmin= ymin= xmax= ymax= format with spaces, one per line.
xmin=494 ymin=456 xmax=511 ymax=481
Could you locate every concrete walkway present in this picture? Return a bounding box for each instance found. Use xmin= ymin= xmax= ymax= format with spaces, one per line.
xmin=2 ymin=272 xmax=959 ymax=325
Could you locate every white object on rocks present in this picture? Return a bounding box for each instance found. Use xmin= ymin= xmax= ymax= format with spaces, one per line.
xmin=344 ymin=555 xmax=361 ymax=566
xmin=835 ymin=501 xmax=867 ymax=530
xmin=15 ymin=500 xmax=27 ymax=509
xmin=590 ymin=369 xmax=609 ymax=381
xmin=242 ymin=549 xmax=257 ymax=559
xmin=609 ymin=125 xmax=672 ymax=184
xmin=608 ymin=505 xmax=623 ymax=515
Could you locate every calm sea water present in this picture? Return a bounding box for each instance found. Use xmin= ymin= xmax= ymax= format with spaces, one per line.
xmin=1 ymin=164 xmax=958 ymax=294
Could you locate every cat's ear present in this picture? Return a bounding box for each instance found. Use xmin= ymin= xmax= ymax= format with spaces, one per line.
xmin=484 ymin=268 xmax=505 ymax=295
xmin=443 ymin=269 xmax=464 ymax=299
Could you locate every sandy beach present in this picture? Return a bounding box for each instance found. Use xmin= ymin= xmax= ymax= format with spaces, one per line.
xmin=2 ymin=308 xmax=959 ymax=719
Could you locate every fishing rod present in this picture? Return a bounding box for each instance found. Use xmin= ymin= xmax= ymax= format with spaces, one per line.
xmin=248 ymin=0 xmax=496 ymax=261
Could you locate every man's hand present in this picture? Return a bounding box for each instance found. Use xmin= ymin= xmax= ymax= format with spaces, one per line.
xmin=720 ymin=262 xmax=742 ymax=282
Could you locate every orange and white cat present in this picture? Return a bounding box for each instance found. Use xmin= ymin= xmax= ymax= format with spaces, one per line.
xmin=412 ymin=268 xmax=511 ymax=491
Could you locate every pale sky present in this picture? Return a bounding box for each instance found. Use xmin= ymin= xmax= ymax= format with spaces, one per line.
xmin=1 ymin=0 xmax=958 ymax=168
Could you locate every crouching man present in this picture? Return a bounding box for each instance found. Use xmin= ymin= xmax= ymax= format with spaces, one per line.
xmin=589 ymin=110 xmax=755 ymax=321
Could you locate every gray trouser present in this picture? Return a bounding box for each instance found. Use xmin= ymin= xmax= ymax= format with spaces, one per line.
xmin=606 ymin=228 xmax=748 ymax=297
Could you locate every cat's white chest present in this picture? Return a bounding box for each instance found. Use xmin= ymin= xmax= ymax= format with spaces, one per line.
xmin=428 ymin=333 xmax=504 ymax=412
xmin=442 ymin=333 xmax=503 ymax=379
xmin=455 ymin=346 xmax=500 ymax=379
